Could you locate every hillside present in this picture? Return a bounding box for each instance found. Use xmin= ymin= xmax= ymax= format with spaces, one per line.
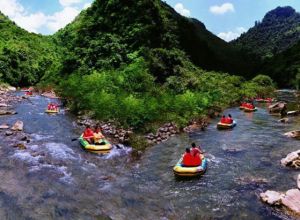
xmin=233 ymin=6 xmax=300 ymax=59
xmin=261 ymin=40 xmax=300 ymax=88
xmin=0 ymin=12 xmax=61 ymax=86
xmin=54 ymin=0 xmax=258 ymax=80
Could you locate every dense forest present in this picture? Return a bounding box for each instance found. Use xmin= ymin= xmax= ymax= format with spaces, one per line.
xmin=0 ymin=12 xmax=61 ymax=86
xmin=233 ymin=6 xmax=300 ymax=59
xmin=0 ymin=0 xmax=276 ymax=131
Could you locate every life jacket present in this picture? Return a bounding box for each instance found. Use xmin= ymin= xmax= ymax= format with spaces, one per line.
xmin=83 ymin=128 xmax=94 ymax=139
xmin=193 ymin=155 xmax=202 ymax=166
xmin=191 ymin=147 xmax=201 ymax=157
xmin=227 ymin=118 xmax=233 ymax=123
xmin=182 ymin=153 xmax=194 ymax=166
xmin=220 ymin=118 xmax=227 ymax=123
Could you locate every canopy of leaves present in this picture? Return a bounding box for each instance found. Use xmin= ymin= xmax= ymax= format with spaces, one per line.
xmin=233 ymin=6 xmax=300 ymax=59
xmin=0 ymin=12 xmax=62 ymax=86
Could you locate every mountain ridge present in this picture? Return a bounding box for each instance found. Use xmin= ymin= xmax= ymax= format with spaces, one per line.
xmin=233 ymin=6 xmax=300 ymax=58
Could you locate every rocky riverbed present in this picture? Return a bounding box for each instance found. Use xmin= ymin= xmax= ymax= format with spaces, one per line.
xmin=260 ymin=149 xmax=300 ymax=216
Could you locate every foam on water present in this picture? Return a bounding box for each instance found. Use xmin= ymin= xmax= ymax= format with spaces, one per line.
xmin=44 ymin=142 xmax=77 ymax=160
xmin=30 ymin=134 xmax=54 ymax=141
xmin=11 ymin=151 xmax=41 ymax=165
xmin=57 ymin=166 xmax=74 ymax=184
xmin=104 ymin=145 xmax=132 ymax=159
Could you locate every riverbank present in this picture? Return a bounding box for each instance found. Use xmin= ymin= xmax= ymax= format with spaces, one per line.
xmin=0 ymin=88 xmax=299 ymax=219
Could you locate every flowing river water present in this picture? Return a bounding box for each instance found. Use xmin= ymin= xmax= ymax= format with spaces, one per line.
xmin=0 ymin=92 xmax=300 ymax=220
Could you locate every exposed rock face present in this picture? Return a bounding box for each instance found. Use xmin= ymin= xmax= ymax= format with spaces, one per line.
xmin=145 ymin=123 xmax=178 ymax=144
xmin=11 ymin=121 xmax=24 ymax=131
xmin=13 ymin=143 xmax=26 ymax=150
xmin=260 ymin=190 xmax=283 ymax=205
xmin=284 ymin=131 xmax=300 ymax=139
xmin=261 ymin=175 xmax=300 ymax=215
xmin=281 ymin=150 xmax=300 ymax=168
xmin=287 ymin=110 xmax=300 ymax=116
xmin=278 ymin=118 xmax=289 ymax=123
xmin=5 ymin=131 xmax=13 ymax=136
xmin=0 ymin=124 xmax=9 ymax=129
xmin=281 ymin=189 xmax=300 ymax=214
xmin=41 ymin=91 xmax=59 ymax=99
xmin=0 ymin=110 xmax=17 ymax=115
xmin=298 ymin=174 xmax=300 ymax=190
xmin=268 ymin=101 xmax=287 ymax=114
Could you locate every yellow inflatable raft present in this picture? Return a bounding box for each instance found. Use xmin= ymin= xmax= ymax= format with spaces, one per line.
xmin=173 ymin=154 xmax=207 ymax=177
xmin=45 ymin=108 xmax=59 ymax=114
xmin=79 ymin=134 xmax=112 ymax=154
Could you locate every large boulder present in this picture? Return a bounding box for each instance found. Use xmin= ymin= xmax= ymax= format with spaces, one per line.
xmin=268 ymin=101 xmax=287 ymax=114
xmin=284 ymin=131 xmax=300 ymax=139
xmin=0 ymin=124 xmax=9 ymax=129
xmin=0 ymin=103 xmax=11 ymax=108
xmin=281 ymin=150 xmax=300 ymax=168
xmin=260 ymin=190 xmax=283 ymax=205
xmin=11 ymin=121 xmax=24 ymax=131
xmin=0 ymin=110 xmax=17 ymax=115
xmin=281 ymin=189 xmax=300 ymax=214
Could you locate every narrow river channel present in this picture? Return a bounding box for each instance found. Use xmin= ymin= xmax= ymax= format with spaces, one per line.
xmin=0 ymin=91 xmax=299 ymax=220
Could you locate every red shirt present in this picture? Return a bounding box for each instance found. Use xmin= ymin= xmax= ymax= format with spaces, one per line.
xmin=83 ymin=128 xmax=94 ymax=139
xmin=227 ymin=118 xmax=233 ymax=123
xmin=191 ymin=147 xmax=201 ymax=156
xmin=193 ymin=155 xmax=202 ymax=166
xmin=182 ymin=153 xmax=194 ymax=167
xmin=220 ymin=118 xmax=227 ymax=123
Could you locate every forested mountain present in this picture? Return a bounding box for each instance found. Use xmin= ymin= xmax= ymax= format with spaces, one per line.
xmin=0 ymin=12 xmax=61 ymax=86
xmin=0 ymin=0 xmax=274 ymax=131
xmin=233 ymin=6 xmax=300 ymax=59
xmin=261 ymin=40 xmax=300 ymax=87
xmin=54 ymin=0 xmax=258 ymax=81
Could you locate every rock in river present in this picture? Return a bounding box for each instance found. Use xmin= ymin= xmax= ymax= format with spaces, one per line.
xmin=13 ymin=143 xmax=26 ymax=150
xmin=11 ymin=121 xmax=24 ymax=131
xmin=0 ymin=124 xmax=9 ymax=129
xmin=260 ymin=190 xmax=283 ymax=205
xmin=0 ymin=110 xmax=17 ymax=115
xmin=261 ymin=176 xmax=300 ymax=215
xmin=281 ymin=189 xmax=300 ymax=214
xmin=281 ymin=150 xmax=300 ymax=168
xmin=284 ymin=131 xmax=300 ymax=139
xmin=5 ymin=131 xmax=13 ymax=136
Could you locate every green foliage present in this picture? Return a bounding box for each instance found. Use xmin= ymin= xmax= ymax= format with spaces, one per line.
xmin=60 ymin=57 xmax=272 ymax=129
xmin=0 ymin=12 xmax=61 ymax=86
xmin=233 ymin=6 xmax=300 ymax=59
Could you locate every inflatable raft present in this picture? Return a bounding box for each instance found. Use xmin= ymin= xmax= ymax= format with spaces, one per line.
xmin=217 ymin=120 xmax=236 ymax=129
xmin=79 ymin=134 xmax=112 ymax=154
xmin=45 ymin=108 xmax=59 ymax=114
xmin=173 ymin=154 xmax=207 ymax=177
xmin=243 ymin=107 xmax=257 ymax=112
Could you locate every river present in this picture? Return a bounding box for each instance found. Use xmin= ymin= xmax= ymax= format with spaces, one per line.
xmin=0 ymin=92 xmax=299 ymax=220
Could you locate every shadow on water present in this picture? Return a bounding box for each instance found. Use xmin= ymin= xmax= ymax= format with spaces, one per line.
xmin=0 ymin=92 xmax=299 ymax=219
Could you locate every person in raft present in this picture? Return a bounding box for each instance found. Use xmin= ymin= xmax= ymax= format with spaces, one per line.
xmin=227 ymin=114 xmax=233 ymax=124
xmin=246 ymin=102 xmax=255 ymax=109
xmin=191 ymin=143 xmax=202 ymax=156
xmin=83 ymin=125 xmax=94 ymax=144
xmin=48 ymin=103 xmax=58 ymax=111
xmin=93 ymin=124 xmax=105 ymax=144
xmin=220 ymin=115 xmax=227 ymax=124
xmin=182 ymin=148 xmax=202 ymax=167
